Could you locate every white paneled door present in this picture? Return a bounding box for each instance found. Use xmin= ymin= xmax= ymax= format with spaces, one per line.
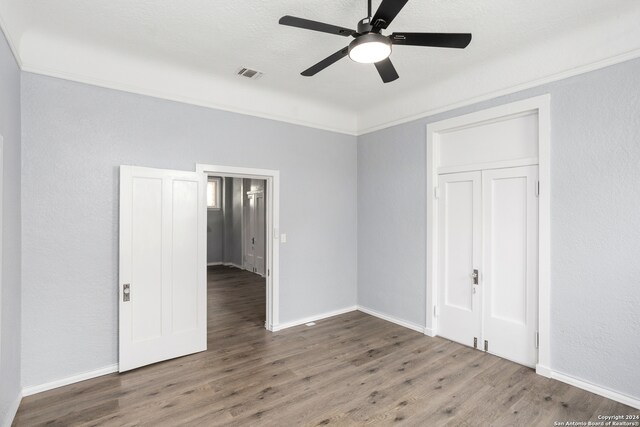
xmin=437 ymin=171 xmax=482 ymax=348
xmin=245 ymin=191 xmax=265 ymax=276
xmin=482 ymin=166 xmax=539 ymax=367
xmin=119 ymin=166 xmax=207 ymax=372
xmin=437 ymin=166 xmax=539 ymax=367
xmin=252 ymin=192 xmax=266 ymax=276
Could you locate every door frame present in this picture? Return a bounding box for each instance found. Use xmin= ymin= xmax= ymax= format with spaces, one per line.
xmin=196 ymin=164 xmax=280 ymax=331
xmin=425 ymin=95 xmax=551 ymax=376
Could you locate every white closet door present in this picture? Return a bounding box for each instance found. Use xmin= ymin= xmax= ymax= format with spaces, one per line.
xmin=437 ymin=171 xmax=482 ymax=348
xmin=482 ymin=166 xmax=539 ymax=367
xmin=253 ymin=192 xmax=266 ymax=276
xmin=244 ymin=191 xmax=265 ymax=275
xmin=119 ymin=166 xmax=207 ymax=372
xmin=244 ymin=193 xmax=256 ymax=272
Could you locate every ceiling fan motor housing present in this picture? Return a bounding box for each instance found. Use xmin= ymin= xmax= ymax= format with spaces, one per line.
xmin=357 ymin=17 xmax=374 ymax=34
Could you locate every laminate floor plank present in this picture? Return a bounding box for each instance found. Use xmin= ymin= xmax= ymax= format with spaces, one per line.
xmin=13 ymin=266 xmax=638 ymax=426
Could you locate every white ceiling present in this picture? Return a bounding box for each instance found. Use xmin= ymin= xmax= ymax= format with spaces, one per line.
xmin=1 ymin=0 xmax=640 ymax=134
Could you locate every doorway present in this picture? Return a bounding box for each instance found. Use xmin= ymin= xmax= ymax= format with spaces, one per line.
xmin=426 ymin=95 xmax=551 ymax=373
xmin=196 ymin=164 xmax=280 ymax=331
xmin=206 ymin=176 xmax=266 ymax=277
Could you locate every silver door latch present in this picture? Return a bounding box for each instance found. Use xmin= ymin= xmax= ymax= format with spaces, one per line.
xmin=123 ymin=284 xmax=131 ymax=302
xmin=472 ymin=269 xmax=479 ymax=285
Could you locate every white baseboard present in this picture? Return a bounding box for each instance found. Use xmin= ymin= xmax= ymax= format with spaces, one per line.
xmin=423 ymin=327 xmax=436 ymax=337
xmin=208 ymin=262 xmax=244 ymax=269
xmin=536 ymin=364 xmax=552 ymax=378
xmin=1 ymin=391 xmax=22 ymax=427
xmin=549 ymin=371 xmax=640 ymax=410
xmin=22 ymin=364 xmax=119 ymax=397
xmin=271 ymin=306 xmax=358 ymax=332
xmin=223 ymin=262 xmax=243 ymax=269
xmin=357 ymin=305 xmax=426 ymax=334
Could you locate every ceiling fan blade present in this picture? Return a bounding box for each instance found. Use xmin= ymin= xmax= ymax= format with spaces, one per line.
xmin=390 ymin=32 xmax=472 ymax=48
xmin=374 ymin=58 xmax=399 ymax=83
xmin=371 ymin=0 xmax=409 ymax=30
xmin=301 ymin=47 xmax=349 ymax=76
xmin=279 ymin=15 xmax=355 ymax=37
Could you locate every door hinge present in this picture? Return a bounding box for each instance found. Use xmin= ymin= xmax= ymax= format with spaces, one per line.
xmin=472 ymin=269 xmax=479 ymax=285
xmin=535 ymin=332 xmax=539 ymax=349
xmin=535 ymin=180 xmax=540 ymax=197
xmin=267 ymin=269 xmax=270 ymax=277
xmin=473 ymin=337 xmax=478 ymax=349
xmin=484 ymin=340 xmax=488 ymax=352
xmin=433 ymin=305 xmax=440 ymax=318
xmin=434 ymin=186 xmax=440 ymax=199
xmin=123 ymin=284 xmax=130 ymax=302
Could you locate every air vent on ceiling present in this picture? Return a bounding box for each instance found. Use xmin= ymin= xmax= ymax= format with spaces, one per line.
xmin=236 ymin=67 xmax=264 ymax=80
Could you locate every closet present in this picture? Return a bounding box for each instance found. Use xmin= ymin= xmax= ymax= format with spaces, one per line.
xmin=430 ymin=105 xmax=542 ymax=368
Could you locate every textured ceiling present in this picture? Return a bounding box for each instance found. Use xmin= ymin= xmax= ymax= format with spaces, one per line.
xmin=1 ymin=0 xmax=640 ymax=133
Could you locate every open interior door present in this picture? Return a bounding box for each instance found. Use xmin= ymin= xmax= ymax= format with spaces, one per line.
xmin=119 ymin=166 xmax=206 ymax=372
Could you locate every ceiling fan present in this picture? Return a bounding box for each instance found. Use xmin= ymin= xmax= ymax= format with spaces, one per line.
xmin=279 ymin=0 xmax=472 ymax=83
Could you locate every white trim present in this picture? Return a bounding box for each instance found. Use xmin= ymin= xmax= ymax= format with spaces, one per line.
xmin=426 ymin=95 xmax=551 ymax=371
xmin=536 ymin=364 xmax=552 ymax=378
xmin=437 ymin=157 xmax=539 ymax=175
xmin=357 ymin=305 xmax=426 ymax=334
xmin=222 ymin=262 xmax=243 ymax=270
xmin=357 ymin=47 xmax=640 ymax=135
xmin=22 ymin=364 xmax=118 ymax=397
xmin=0 ymin=15 xmax=22 ymax=68
xmin=272 ymin=306 xmax=358 ymax=332
xmin=207 ymin=261 xmax=223 ymax=266
xmin=550 ymin=371 xmax=640 ymax=410
xmin=0 ymin=391 xmax=21 ymax=427
xmin=196 ymin=164 xmax=280 ymax=330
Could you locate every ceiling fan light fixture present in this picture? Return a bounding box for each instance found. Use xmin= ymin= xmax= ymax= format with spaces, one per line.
xmin=348 ymin=33 xmax=392 ymax=64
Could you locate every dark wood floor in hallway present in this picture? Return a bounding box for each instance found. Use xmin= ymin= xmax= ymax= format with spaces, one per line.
xmin=14 ymin=266 xmax=636 ymax=426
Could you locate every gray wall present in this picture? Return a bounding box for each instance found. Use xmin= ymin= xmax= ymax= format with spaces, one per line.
xmin=0 ymin=29 xmax=21 ymax=423
xmin=358 ymin=58 xmax=640 ymax=399
xmin=207 ymin=177 xmax=224 ymax=264
xmin=20 ymin=73 xmax=358 ymax=388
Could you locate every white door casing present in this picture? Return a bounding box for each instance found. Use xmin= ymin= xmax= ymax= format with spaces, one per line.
xmin=426 ymin=95 xmax=551 ymax=374
xmin=437 ymin=171 xmax=482 ymax=348
xmin=195 ymin=164 xmax=280 ymax=331
xmin=119 ymin=166 xmax=207 ymax=372
xmin=482 ymin=166 xmax=539 ymax=367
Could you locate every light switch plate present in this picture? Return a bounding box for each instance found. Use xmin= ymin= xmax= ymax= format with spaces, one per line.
xmin=280 ymin=233 xmax=287 ymax=243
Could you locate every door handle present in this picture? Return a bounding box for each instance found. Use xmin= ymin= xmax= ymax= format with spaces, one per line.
xmin=472 ymin=270 xmax=479 ymax=285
